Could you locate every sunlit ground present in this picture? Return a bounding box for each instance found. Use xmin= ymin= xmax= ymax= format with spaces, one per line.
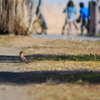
xmin=0 ymin=35 xmax=100 ymax=100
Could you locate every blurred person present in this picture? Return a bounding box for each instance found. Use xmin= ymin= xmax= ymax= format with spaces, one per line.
xmin=35 ymin=0 xmax=47 ymax=34
xmin=62 ymin=0 xmax=78 ymax=35
xmin=77 ymin=2 xmax=90 ymax=36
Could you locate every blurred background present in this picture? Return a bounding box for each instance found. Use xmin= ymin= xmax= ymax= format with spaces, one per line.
xmin=0 ymin=0 xmax=100 ymax=36
xmin=40 ymin=0 xmax=91 ymax=34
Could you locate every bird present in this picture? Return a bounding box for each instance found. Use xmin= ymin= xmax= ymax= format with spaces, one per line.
xmin=19 ymin=51 xmax=28 ymax=63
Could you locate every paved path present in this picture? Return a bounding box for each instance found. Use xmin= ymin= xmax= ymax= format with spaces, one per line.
xmin=33 ymin=34 xmax=100 ymax=41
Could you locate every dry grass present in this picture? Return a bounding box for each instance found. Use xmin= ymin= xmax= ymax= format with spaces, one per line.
xmin=0 ymin=35 xmax=100 ymax=100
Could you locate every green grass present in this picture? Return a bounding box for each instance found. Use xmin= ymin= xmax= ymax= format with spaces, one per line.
xmin=28 ymin=54 xmax=100 ymax=62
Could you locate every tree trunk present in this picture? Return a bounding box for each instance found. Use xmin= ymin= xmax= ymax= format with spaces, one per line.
xmin=0 ymin=0 xmax=39 ymax=35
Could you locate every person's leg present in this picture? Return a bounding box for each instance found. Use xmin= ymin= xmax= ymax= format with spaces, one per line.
xmin=73 ymin=21 xmax=78 ymax=30
xmin=68 ymin=22 xmax=72 ymax=35
xmin=41 ymin=23 xmax=47 ymax=34
xmin=62 ymin=19 xmax=67 ymax=35
xmin=85 ymin=19 xmax=89 ymax=34
xmin=69 ymin=22 xmax=72 ymax=31
xmin=80 ymin=20 xmax=85 ymax=35
xmin=73 ymin=21 xmax=79 ymax=35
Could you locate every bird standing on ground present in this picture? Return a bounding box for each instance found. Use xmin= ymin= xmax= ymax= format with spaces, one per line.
xmin=19 ymin=51 xmax=28 ymax=63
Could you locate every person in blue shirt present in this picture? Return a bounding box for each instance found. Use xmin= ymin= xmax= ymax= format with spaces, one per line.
xmin=62 ymin=0 xmax=78 ymax=35
xmin=77 ymin=2 xmax=90 ymax=35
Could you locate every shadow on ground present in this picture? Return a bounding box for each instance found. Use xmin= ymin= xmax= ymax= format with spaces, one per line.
xmin=0 ymin=54 xmax=100 ymax=63
xmin=0 ymin=55 xmax=19 ymax=63
xmin=0 ymin=70 xmax=100 ymax=85
xmin=0 ymin=54 xmax=100 ymax=85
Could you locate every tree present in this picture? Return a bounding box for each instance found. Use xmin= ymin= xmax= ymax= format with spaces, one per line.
xmin=0 ymin=0 xmax=40 ymax=35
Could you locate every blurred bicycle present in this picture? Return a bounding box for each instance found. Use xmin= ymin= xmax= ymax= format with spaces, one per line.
xmin=33 ymin=13 xmax=47 ymax=35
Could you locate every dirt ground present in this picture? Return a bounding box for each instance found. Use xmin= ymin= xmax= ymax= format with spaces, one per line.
xmin=0 ymin=35 xmax=100 ymax=100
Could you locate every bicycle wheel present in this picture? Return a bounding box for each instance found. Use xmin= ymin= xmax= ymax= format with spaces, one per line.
xmin=33 ymin=19 xmax=42 ymax=34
